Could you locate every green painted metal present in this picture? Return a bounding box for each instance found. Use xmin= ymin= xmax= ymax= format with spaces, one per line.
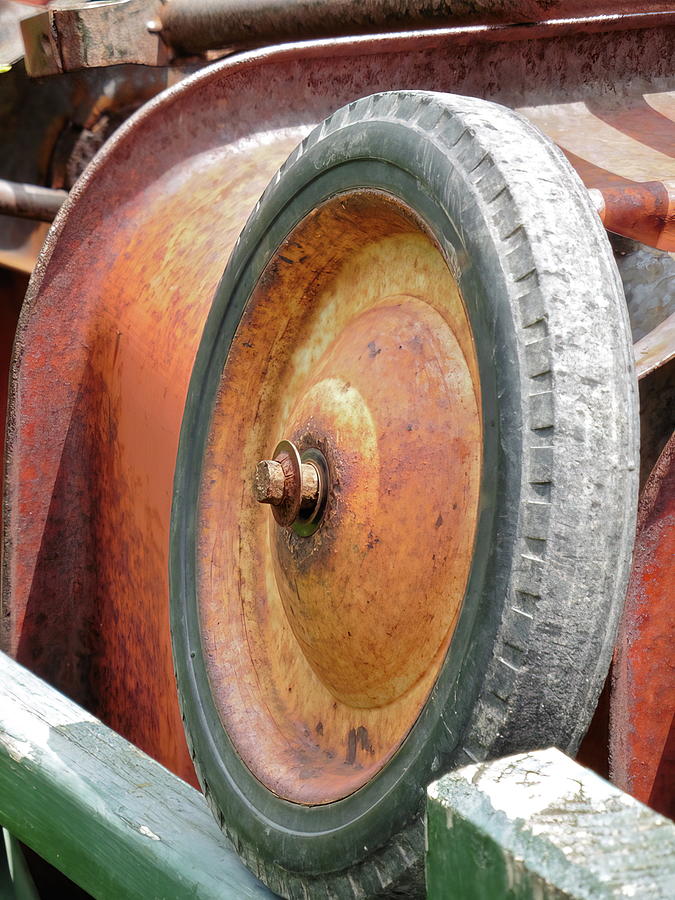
xmin=426 ymin=747 xmax=675 ymax=899
xmin=0 ymin=651 xmax=272 ymax=899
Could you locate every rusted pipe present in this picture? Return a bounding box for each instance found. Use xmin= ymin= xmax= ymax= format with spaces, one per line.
xmin=21 ymin=0 xmax=675 ymax=75
xmin=602 ymin=182 xmax=675 ymax=253
xmin=158 ymin=0 xmax=672 ymax=53
xmin=0 ymin=179 xmax=67 ymax=223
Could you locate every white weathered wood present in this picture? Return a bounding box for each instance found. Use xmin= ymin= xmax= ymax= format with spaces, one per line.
xmin=0 ymin=652 xmax=272 ymax=899
xmin=427 ymin=746 xmax=675 ymax=899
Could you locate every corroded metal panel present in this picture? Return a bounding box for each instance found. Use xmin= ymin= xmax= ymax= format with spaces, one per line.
xmin=3 ymin=25 xmax=673 ymax=784
xmin=611 ymin=432 xmax=675 ymax=820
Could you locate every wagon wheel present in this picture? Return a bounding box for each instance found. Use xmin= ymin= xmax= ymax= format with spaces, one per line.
xmin=170 ymin=92 xmax=638 ymax=898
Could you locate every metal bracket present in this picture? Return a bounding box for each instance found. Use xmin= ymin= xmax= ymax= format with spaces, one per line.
xmin=21 ymin=0 xmax=169 ymax=77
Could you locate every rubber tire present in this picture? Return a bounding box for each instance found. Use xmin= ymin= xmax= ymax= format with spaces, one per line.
xmin=171 ymin=91 xmax=638 ymax=898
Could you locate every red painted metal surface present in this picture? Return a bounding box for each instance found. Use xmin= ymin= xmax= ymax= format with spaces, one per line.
xmin=611 ymin=432 xmax=675 ymax=819
xmin=2 ymin=24 xmax=673 ymax=786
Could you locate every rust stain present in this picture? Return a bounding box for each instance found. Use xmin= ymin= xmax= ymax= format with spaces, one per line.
xmin=345 ymin=726 xmax=374 ymax=766
xmin=5 ymin=116 xmax=305 ymax=784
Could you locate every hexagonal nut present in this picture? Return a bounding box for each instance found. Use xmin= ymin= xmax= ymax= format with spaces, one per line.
xmin=254 ymin=459 xmax=285 ymax=504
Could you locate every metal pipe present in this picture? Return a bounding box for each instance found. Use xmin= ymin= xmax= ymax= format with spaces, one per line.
xmin=158 ymin=0 xmax=672 ymax=53
xmin=0 ymin=179 xmax=67 ymax=223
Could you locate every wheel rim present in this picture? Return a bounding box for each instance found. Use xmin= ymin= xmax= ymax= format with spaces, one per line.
xmin=197 ymin=189 xmax=482 ymax=804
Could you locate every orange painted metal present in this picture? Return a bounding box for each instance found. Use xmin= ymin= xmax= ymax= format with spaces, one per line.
xmin=597 ymin=180 xmax=674 ymax=252
xmin=2 ymin=22 xmax=673 ymax=785
xmin=3 ymin=123 xmax=301 ymax=784
xmin=611 ymin=432 xmax=675 ymax=819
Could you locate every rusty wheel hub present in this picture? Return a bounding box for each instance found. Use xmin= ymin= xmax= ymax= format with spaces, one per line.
xmin=196 ymin=190 xmax=482 ymax=803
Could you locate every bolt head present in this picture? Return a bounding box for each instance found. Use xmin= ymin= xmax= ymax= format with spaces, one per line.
xmin=254 ymin=459 xmax=285 ymax=504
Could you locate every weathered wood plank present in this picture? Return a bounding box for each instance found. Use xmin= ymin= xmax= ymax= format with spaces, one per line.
xmin=426 ymin=746 xmax=675 ymax=899
xmin=0 ymin=652 xmax=273 ymax=899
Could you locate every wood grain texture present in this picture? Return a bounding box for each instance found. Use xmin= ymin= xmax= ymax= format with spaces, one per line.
xmin=427 ymin=747 xmax=675 ymax=899
xmin=0 ymin=652 xmax=271 ymax=900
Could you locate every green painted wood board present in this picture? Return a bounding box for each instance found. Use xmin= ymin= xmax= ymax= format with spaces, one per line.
xmin=0 ymin=651 xmax=274 ymax=899
xmin=426 ymin=746 xmax=675 ymax=899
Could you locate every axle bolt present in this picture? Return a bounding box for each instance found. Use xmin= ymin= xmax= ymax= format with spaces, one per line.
xmin=254 ymin=440 xmax=327 ymax=535
xmin=254 ymin=458 xmax=319 ymax=507
xmin=254 ymin=459 xmax=286 ymax=505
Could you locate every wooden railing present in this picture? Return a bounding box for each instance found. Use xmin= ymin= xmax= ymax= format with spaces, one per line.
xmin=1 ymin=650 xmax=673 ymax=898
xmin=0 ymin=652 xmax=271 ymax=898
